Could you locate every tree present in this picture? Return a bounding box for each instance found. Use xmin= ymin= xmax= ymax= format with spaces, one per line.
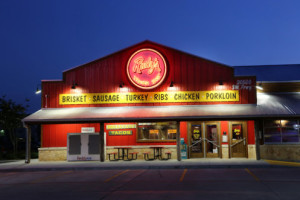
xmin=0 ymin=96 xmax=28 ymax=157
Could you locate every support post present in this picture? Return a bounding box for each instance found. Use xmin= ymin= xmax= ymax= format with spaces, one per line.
xmin=176 ymin=121 xmax=181 ymax=161
xmin=100 ymin=122 xmax=105 ymax=162
xmin=25 ymin=124 xmax=31 ymax=164
xmin=254 ymin=120 xmax=261 ymax=160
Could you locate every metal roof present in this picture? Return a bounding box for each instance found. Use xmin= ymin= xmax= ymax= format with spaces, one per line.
xmin=23 ymin=92 xmax=300 ymax=124
xmin=234 ymin=64 xmax=300 ymax=82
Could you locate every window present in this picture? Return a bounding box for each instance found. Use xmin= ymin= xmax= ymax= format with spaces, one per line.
xmin=264 ymin=119 xmax=300 ymax=144
xmin=137 ymin=121 xmax=177 ymax=142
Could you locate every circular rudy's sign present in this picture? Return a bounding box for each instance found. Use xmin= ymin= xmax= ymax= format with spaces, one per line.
xmin=126 ymin=49 xmax=167 ymax=90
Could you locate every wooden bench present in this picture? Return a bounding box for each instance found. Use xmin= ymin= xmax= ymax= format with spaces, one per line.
xmin=107 ymin=152 xmax=118 ymax=161
xmin=128 ymin=152 xmax=138 ymax=160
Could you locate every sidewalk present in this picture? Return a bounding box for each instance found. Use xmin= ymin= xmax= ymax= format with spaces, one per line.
xmin=1 ymin=158 xmax=298 ymax=172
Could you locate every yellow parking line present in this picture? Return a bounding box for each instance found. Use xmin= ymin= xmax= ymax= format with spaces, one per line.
xmin=30 ymin=171 xmax=73 ymax=184
xmin=245 ymin=168 xmax=260 ymax=182
xmin=104 ymin=169 xmax=130 ymax=183
xmin=266 ymin=160 xmax=300 ymax=167
xmin=180 ymin=169 xmax=187 ymax=182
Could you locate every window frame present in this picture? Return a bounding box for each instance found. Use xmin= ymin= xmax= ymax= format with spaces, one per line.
xmin=263 ymin=119 xmax=300 ymax=144
xmin=136 ymin=121 xmax=177 ymax=143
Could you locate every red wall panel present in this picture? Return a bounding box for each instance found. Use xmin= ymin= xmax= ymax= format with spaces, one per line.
xmin=42 ymin=123 xmax=100 ymax=147
xmin=180 ymin=121 xmax=188 ymax=144
xmin=247 ymin=120 xmax=255 ymax=145
xmin=220 ymin=121 xmax=229 ymax=145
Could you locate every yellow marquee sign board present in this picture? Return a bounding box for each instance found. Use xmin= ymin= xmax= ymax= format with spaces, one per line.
xmin=59 ymin=90 xmax=239 ymax=105
xmin=106 ymin=124 xmax=136 ymax=130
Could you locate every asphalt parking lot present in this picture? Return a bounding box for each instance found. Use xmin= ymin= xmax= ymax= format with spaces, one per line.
xmin=1 ymin=167 xmax=300 ymax=200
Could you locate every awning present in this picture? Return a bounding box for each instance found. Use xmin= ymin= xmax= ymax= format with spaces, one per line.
xmin=23 ymin=92 xmax=300 ymax=124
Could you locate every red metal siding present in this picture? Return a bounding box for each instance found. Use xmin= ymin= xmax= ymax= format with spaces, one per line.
xmin=42 ymin=123 xmax=100 ymax=147
xmin=247 ymin=120 xmax=255 ymax=145
xmin=220 ymin=121 xmax=229 ymax=145
xmin=180 ymin=121 xmax=188 ymax=144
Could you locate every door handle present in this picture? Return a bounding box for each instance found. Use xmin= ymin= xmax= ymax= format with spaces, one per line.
xmin=230 ymin=138 xmax=246 ymax=147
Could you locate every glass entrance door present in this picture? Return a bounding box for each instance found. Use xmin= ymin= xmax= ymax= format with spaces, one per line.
xmin=229 ymin=121 xmax=248 ymax=158
xmin=190 ymin=124 xmax=204 ymax=158
xmin=205 ymin=123 xmax=220 ymax=158
xmin=189 ymin=122 xmax=221 ymax=158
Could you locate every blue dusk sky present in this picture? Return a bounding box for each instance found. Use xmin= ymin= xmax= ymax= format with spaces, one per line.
xmin=0 ymin=0 xmax=300 ymax=113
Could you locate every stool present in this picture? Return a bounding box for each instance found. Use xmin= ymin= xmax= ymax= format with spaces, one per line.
xmin=165 ymin=152 xmax=172 ymax=160
xmin=107 ymin=152 xmax=118 ymax=161
xmin=143 ymin=152 xmax=150 ymax=161
xmin=128 ymin=152 xmax=138 ymax=160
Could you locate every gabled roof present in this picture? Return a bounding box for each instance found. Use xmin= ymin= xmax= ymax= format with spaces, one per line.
xmin=62 ymin=40 xmax=231 ymax=75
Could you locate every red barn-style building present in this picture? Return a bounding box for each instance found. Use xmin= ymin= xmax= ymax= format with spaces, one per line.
xmin=23 ymin=41 xmax=299 ymax=162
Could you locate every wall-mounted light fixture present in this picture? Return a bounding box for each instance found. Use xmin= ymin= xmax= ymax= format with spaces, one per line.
xmin=71 ymin=81 xmax=78 ymax=89
xmin=169 ymin=81 xmax=174 ymax=87
xmin=35 ymin=84 xmax=41 ymax=94
xmin=119 ymin=82 xmax=124 ymax=88
xmin=256 ymin=82 xmax=263 ymax=90
xmin=219 ymin=80 xmax=223 ymax=86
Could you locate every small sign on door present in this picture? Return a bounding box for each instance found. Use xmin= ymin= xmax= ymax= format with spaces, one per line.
xmin=81 ymin=127 xmax=95 ymax=133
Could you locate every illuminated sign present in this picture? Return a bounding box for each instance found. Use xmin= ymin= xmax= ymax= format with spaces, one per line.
xmin=59 ymin=90 xmax=239 ymax=105
xmin=126 ymin=49 xmax=167 ymax=90
xmin=149 ymin=129 xmax=159 ymax=134
xmin=168 ymin=129 xmax=177 ymax=134
xmin=106 ymin=124 xmax=136 ymax=130
xmin=109 ymin=130 xmax=132 ymax=136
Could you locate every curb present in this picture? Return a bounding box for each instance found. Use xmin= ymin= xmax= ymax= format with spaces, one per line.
xmin=0 ymin=164 xmax=294 ymax=173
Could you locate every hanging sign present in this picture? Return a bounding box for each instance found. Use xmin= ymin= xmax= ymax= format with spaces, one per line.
xmin=127 ymin=48 xmax=167 ymax=90
xmin=59 ymin=90 xmax=239 ymax=105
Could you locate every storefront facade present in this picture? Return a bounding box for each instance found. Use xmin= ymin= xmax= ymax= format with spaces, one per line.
xmin=23 ymin=41 xmax=299 ymax=162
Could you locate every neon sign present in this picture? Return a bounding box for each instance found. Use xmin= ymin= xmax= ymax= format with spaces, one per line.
xmin=127 ymin=49 xmax=167 ymax=90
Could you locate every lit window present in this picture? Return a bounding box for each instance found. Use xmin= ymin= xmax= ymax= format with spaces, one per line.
xmin=137 ymin=121 xmax=177 ymax=142
xmin=264 ymin=119 xmax=300 ymax=144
